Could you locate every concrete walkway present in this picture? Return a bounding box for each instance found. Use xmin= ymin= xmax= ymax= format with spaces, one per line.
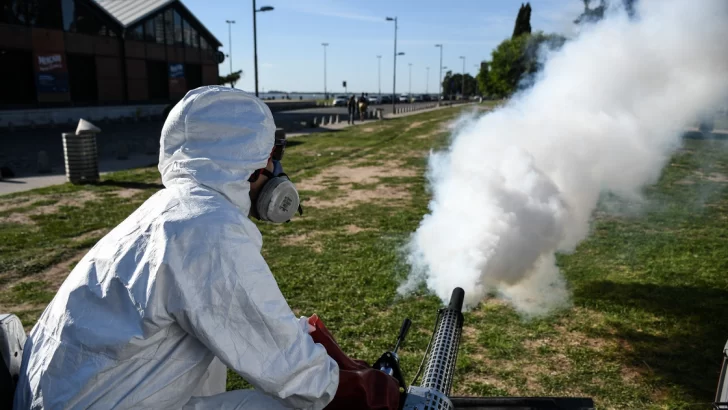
xmin=0 ymin=154 xmax=157 ymax=196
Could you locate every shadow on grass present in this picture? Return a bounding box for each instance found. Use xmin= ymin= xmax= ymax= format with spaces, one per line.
xmin=97 ymin=180 xmax=164 ymax=190
xmin=285 ymin=140 xmax=306 ymax=148
xmin=576 ymin=281 xmax=726 ymax=403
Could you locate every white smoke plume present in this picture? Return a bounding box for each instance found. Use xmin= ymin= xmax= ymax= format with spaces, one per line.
xmin=401 ymin=0 xmax=728 ymax=315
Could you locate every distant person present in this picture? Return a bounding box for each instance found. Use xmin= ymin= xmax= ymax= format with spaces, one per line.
xmin=347 ymin=95 xmax=357 ymax=124
xmin=358 ymin=93 xmax=368 ymax=121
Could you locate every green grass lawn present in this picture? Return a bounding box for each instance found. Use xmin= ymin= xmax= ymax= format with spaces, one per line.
xmin=1 ymin=103 xmax=726 ymax=409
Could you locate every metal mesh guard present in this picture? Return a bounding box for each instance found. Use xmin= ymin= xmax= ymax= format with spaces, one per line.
xmin=404 ymin=386 xmax=454 ymax=410
xmin=422 ymin=308 xmax=462 ymax=395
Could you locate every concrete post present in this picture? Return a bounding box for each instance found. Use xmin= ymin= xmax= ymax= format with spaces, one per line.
xmin=336 ymin=114 xmax=340 ymax=124
xmin=330 ymin=115 xmax=334 ymax=125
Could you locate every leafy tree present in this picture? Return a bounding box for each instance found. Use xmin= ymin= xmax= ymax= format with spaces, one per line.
xmin=441 ymin=71 xmax=477 ymax=97
xmin=218 ymin=70 xmax=243 ymax=87
xmin=487 ymin=32 xmax=566 ymax=98
xmin=476 ymin=61 xmax=491 ymax=96
xmin=512 ymin=3 xmax=533 ymax=38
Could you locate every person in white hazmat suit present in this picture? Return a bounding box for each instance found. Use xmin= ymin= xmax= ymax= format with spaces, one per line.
xmin=13 ymin=86 xmax=339 ymax=409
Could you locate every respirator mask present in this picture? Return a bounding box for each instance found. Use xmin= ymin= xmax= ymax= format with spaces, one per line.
xmin=248 ymin=137 xmax=303 ymax=223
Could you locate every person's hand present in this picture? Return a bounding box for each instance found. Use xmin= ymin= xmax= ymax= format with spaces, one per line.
xmin=298 ymin=315 xmax=316 ymax=334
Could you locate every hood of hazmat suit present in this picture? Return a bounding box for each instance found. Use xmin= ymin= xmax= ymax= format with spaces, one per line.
xmin=13 ymin=86 xmax=339 ymax=410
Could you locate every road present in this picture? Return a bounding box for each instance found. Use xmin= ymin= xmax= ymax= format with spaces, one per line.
xmin=279 ymin=101 xmax=440 ymax=115
xmin=271 ymin=101 xmax=466 ymax=130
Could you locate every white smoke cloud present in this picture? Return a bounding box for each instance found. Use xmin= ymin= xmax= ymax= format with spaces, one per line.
xmin=401 ymin=0 xmax=728 ymax=316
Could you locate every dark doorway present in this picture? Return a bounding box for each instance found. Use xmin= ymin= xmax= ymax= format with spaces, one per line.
xmin=0 ymin=49 xmax=36 ymax=107
xmin=67 ymin=54 xmax=97 ymax=104
xmin=147 ymin=61 xmax=169 ymax=101
xmin=185 ymin=63 xmax=202 ymax=91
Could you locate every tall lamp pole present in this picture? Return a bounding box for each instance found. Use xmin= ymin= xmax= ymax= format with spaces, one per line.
xmin=459 ymin=56 xmax=466 ymax=99
xmin=435 ymin=44 xmax=443 ymax=104
xmin=322 ymin=43 xmax=329 ymax=99
xmin=426 ymin=66 xmax=430 ymax=94
xmin=225 ymin=20 xmax=235 ymax=77
xmin=386 ymin=16 xmax=398 ymax=112
xmin=377 ymin=55 xmax=382 ymax=96
xmin=408 ymin=63 xmax=412 ymax=96
xmin=252 ymin=1 xmax=274 ymax=97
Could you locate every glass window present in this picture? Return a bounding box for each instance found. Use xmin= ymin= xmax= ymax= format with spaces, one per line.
xmin=174 ymin=10 xmax=183 ymax=46
xmin=25 ymin=0 xmax=63 ymax=29
xmin=128 ymin=24 xmax=143 ymax=40
xmin=183 ymin=20 xmax=192 ymax=46
xmin=73 ymin=2 xmax=105 ymax=35
xmin=155 ymin=13 xmax=164 ymax=44
xmin=164 ymin=9 xmax=174 ymax=45
xmin=61 ymin=0 xmax=74 ymax=31
xmin=191 ymin=27 xmax=198 ymax=48
xmin=0 ymin=0 xmax=27 ymax=25
xmin=200 ymin=37 xmax=208 ymax=50
xmin=145 ymin=18 xmax=155 ymax=42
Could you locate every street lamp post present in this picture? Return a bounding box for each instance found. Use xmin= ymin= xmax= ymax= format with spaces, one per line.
xmin=408 ymin=63 xmax=412 ymax=96
xmin=386 ymin=16 xmax=398 ymax=112
xmin=459 ymin=56 xmax=466 ymax=99
xmin=377 ymin=55 xmax=382 ymax=96
xmin=225 ymin=20 xmax=235 ymax=77
xmin=252 ymin=1 xmax=274 ymax=97
xmin=435 ymin=44 xmax=443 ymax=104
xmin=426 ymin=66 xmax=430 ymax=94
xmin=322 ymin=43 xmax=329 ymax=100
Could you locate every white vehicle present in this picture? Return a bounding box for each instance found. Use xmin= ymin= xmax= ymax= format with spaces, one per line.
xmin=367 ymin=95 xmax=380 ymax=104
xmin=398 ymin=94 xmax=410 ymax=103
xmin=332 ymin=96 xmax=348 ymax=107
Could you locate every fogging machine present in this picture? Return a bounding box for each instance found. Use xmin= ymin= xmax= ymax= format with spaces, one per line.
xmin=375 ymin=287 xmax=595 ymax=410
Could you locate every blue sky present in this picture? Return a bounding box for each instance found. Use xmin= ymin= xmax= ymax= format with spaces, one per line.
xmin=182 ymin=0 xmax=583 ymax=94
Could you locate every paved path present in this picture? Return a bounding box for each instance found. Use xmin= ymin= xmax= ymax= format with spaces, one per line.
xmin=0 ymin=154 xmax=157 ymax=196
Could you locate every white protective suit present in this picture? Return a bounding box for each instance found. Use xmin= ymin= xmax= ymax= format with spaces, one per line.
xmin=13 ymin=86 xmax=339 ymax=409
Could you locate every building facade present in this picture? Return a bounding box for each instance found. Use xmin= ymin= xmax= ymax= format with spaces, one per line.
xmin=0 ymin=0 xmax=222 ymax=109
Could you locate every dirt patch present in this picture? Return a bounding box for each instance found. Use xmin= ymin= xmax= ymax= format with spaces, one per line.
xmin=304 ymin=184 xmax=411 ymax=209
xmin=0 ymin=191 xmax=99 ymax=225
xmin=29 ymin=251 xmax=87 ymax=292
xmin=2 ymin=213 xmax=35 ymax=225
xmin=362 ymin=127 xmax=375 ymax=133
xmin=697 ymin=171 xmax=728 ymax=182
xmin=280 ymin=232 xmax=324 ymax=253
xmin=297 ymin=159 xmax=417 ymax=193
xmin=674 ymin=178 xmax=695 ymax=185
xmin=114 ymin=188 xmax=145 ymax=199
xmin=0 ymin=196 xmax=42 ymax=213
xmin=344 ymin=225 xmax=371 ymax=234
xmin=405 ymin=118 xmax=440 ymax=132
xmin=0 ymin=250 xmax=88 ymax=307
xmin=72 ymin=228 xmax=109 ymax=244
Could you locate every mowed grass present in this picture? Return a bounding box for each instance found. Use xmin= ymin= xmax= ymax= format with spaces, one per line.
xmin=1 ymin=102 xmax=726 ymax=409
